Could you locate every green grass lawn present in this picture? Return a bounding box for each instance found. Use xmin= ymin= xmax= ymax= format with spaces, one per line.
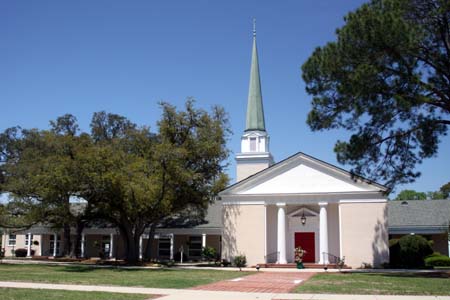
xmin=0 ymin=288 xmax=153 ymax=300
xmin=294 ymin=272 xmax=450 ymax=295
xmin=0 ymin=264 xmax=251 ymax=289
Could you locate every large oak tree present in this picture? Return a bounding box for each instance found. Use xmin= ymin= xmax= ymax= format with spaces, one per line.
xmin=302 ymin=0 xmax=450 ymax=189
xmin=0 ymin=116 xmax=92 ymax=256
xmin=0 ymin=100 xmax=229 ymax=263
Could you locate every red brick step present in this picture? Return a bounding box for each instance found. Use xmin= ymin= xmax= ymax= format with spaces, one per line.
xmin=256 ymin=263 xmax=350 ymax=269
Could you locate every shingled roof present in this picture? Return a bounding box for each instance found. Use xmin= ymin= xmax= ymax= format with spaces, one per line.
xmin=388 ymin=199 xmax=450 ymax=234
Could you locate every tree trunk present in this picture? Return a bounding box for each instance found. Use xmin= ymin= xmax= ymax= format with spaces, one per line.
xmin=62 ymin=223 xmax=71 ymax=257
xmin=61 ymin=196 xmax=72 ymax=257
xmin=144 ymin=224 xmax=156 ymax=260
xmin=71 ymin=220 xmax=84 ymax=258
xmin=119 ymin=225 xmax=140 ymax=264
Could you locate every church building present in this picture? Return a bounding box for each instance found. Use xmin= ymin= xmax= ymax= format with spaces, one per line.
xmin=2 ymin=27 xmax=412 ymax=268
xmin=219 ymin=28 xmax=390 ymax=268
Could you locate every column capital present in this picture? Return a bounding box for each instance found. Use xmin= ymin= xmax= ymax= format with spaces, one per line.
xmin=318 ymin=202 xmax=328 ymax=207
xmin=276 ymin=202 xmax=286 ymax=207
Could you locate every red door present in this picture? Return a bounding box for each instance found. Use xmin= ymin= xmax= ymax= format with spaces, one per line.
xmin=294 ymin=232 xmax=315 ymax=263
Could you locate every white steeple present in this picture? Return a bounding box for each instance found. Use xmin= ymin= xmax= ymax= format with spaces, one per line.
xmin=236 ymin=21 xmax=274 ymax=182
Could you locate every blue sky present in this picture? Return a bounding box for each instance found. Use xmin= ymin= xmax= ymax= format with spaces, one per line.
xmin=1 ymin=0 xmax=449 ymax=197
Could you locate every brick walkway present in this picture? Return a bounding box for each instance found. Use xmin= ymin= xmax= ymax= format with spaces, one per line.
xmin=190 ymin=271 xmax=316 ymax=293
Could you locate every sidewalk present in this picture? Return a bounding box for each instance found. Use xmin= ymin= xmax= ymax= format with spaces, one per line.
xmin=0 ymin=281 xmax=449 ymax=300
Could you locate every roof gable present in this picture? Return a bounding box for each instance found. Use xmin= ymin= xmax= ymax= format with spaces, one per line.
xmin=221 ymin=152 xmax=387 ymax=195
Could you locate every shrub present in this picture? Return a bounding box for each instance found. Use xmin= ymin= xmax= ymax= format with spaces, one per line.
xmin=221 ymin=259 xmax=231 ymax=267
xmin=389 ymin=239 xmax=401 ymax=267
xmin=202 ymin=246 xmax=217 ymax=262
xmin=0 ymin=248 xmax=4 ymax=258
xmin=427 ymin=252 xmax=442 ymax=258
xmin=233 ymin=255 xmax=247 ymax=271
xmin=425 ymin=255 xmax=450 ymax=267
xmin=389 ymin=238 xmax=399 ymax=247
xmin=389 ymin=235 xmax=433 ymax=268
xmin=14 ymin=248 xmax=35 ymax=257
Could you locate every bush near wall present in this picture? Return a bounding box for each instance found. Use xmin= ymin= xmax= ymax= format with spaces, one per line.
xmin=425 ymin=254 xmax=450 ymax=267
xmin=202 ymin=246 xmax=217 ymax=262
xmin=389 ymin=235 xmax=433 ymax=268
xmin=233 ymin=255 xmax=247 ymax=271
xmin=14 ymin=248 xmax=35 ymax=257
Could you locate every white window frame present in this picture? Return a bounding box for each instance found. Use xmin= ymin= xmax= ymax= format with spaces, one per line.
xmin=25 ymin=234 xmax=34 ymax=246
xmin=8 ymin=234 xmax=16 ymax=246
xmin=49 ymin=234 xmax=61 ymax=255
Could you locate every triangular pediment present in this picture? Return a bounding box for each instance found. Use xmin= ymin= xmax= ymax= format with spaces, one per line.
xmin=221 ymin=152 xmax=387 ymax=196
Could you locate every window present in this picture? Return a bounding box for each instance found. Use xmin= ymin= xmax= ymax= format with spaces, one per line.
xmin=101 ymin=235 xmax=111 ymax=254
xmin=158 ymin=238 xmax=171 ymax=257
xmin=250 ymin=137 xmax=257 ymax=152
xmin=188 ymin=236 xmax=202 ymax=257
xmin=49 ymin=235 xmax=61 ymax=255
xmin=8 ymin=234 xmax=16 ymax=246
xmin=25 ymin=234 xmax=34 ymax=246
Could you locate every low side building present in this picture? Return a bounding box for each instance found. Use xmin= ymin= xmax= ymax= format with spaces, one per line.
xmin=0 ymin=201 xmax=222 ymax=261
xmin=388 ymin=199 xmax=450 ymax=256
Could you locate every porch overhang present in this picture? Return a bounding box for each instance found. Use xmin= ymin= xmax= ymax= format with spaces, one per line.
xmin=389 ymin=226 xmax=449 ymax=235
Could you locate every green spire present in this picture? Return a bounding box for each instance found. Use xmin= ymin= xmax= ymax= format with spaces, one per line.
xmin=245 ymin=21 xmax=266 ymax=132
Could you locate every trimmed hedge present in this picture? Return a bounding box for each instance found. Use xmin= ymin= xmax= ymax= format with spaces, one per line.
xmin=389 ymin=235 xmax=433 ymax=268
xmin=425 ymin=255 xmax=450 ymax=267
xmin=14 ymin=248 xmax=35 ymax=257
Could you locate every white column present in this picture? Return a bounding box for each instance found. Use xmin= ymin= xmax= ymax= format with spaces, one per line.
xmin=53 ymin=233 xmax=57 ymax=257
xmin=26 ymin=233 xmax=32 ymax=257
xmin=139 ymin=235 xmax=143 ymax=260
xmin=109 ymin=233 xmax=114 ymax=259
xmin=277 ymin=203 xmax=287 ymax=264
xmin=170 ymin=234 xmax=174 ymax=261
xmin=39 ymin=235 xmax=43 ymax=256
xmin=319 ymin=202 xmax=329 ymax=264
xmin=202 ymin=233 xmax=206 ymax=249
xmin=81 ymin=233 xmax=85 ymax=258
xmin=201 ymin=233 xmax=206 ymax=261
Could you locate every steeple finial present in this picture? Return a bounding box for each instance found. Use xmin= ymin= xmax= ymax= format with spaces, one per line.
xmin=253 ymin=18 xmax=256 ymax=37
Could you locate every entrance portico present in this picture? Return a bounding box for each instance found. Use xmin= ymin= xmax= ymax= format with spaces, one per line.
xmin=270 ymin=201 xmax=334 ymax=265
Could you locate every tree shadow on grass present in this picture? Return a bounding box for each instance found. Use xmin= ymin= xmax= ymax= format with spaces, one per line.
xmin=60 ymin=266 xmax=97 ymax=273
xmin=344 ymin=271 xmax=450 ymax=279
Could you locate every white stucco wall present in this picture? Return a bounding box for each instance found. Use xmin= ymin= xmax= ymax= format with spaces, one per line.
xmin=327 ymin=203 xmax=340 ymax=258
xmin=222 ymin=204 xmax=265 ymax=266
xmin=265 ymin=205 xmax=278 ymax=263
xmin=1 ymin=232 xmax=42 ymax=257
xmin=340 ymin=202 xmax=389 ymax=268
xmin=236 ymin=162 xmax=270 ymax=182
